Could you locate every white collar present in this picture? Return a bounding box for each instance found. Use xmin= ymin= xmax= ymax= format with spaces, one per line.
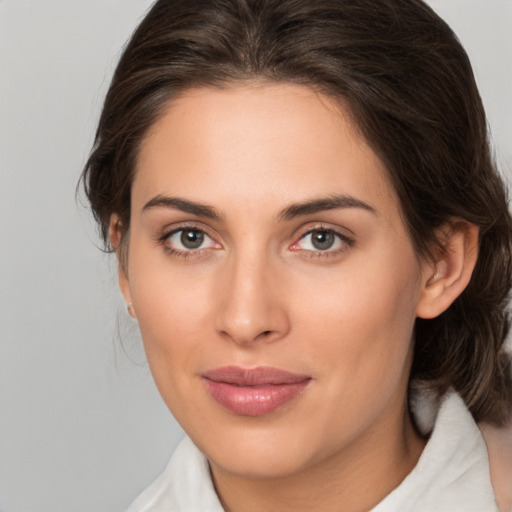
xmin=125 ymin=435 xmax=223 ymax=512
xmin=371 ymin=390 xmax=498 ymax=511
xmin=126 ymin=390 xmax=498 ymax=512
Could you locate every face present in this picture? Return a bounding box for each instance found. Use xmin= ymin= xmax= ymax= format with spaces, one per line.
xmin=119 ymin=83 xmax=429 ymax=479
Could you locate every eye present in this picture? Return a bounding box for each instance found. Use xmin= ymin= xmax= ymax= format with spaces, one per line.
xmin=291 ymin=228 xmax=352 ymax=253
xmin=166 ymin=228 xmax=217 ymax=251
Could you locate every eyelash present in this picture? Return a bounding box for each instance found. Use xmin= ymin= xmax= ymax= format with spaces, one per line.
xmin=290 ymin=225 xmax=355 ymax=259
xmin=157 ymin=224 xmax=354 ymax=260
xmin=157 ymin=224 xmax=220 ymax=259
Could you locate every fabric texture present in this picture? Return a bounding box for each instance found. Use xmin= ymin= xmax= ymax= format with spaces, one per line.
xmin=125 ymin=390 xmax=499 ymax=512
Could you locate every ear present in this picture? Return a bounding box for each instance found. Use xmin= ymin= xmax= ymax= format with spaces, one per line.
xmin=416 ymin=220 xmax=479 ymax=319
xmin=109 ymin=215 xmax=136 ymax=319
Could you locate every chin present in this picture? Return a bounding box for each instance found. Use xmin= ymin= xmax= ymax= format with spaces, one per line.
xmin=209 ymin=446 xmax=311 ymax=480
xmin=192 ymin=419 xmax=322 ymax=479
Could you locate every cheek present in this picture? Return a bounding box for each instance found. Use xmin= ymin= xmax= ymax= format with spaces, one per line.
xmin=296 ymin=252 xmax=421 ymax=390
xmin=127 ymin=250 xmax=216 ymax=385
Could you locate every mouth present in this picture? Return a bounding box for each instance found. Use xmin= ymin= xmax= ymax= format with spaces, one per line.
xmin=202 ymin=366 xmax=312 ymax=416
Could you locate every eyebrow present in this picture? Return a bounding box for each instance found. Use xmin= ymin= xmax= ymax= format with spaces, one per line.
xmin=142 ymin=193 xmax=376 ymax=222
xmin=277 ymin=194 xmax=376 ymax=221
xmin=142 ymin=195 xmax=223 ymax=220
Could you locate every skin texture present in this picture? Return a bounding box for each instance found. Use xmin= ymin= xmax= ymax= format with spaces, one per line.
xmin=481 ymin=420 xmax=512 ymax=512
xmin=113 ymin=83 xmax=479 ymax=512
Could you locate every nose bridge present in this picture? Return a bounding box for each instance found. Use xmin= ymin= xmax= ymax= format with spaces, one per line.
xmin=215 ymin=243 xmax=288 ymax=345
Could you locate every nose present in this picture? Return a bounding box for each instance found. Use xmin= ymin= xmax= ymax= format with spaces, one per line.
xmin=214 ymin=251 xmax=290 ymax=347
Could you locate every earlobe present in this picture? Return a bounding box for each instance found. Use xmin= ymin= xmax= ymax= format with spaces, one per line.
xmin=118 ymin=265 xmax=137 ymax=319
xmin=416 ymin=221 xmax=479 ymax=319
xmin=126 ymin=302 xmax=136 ymax=319
xmin=109 ymin=214 xmax=136 ymax=319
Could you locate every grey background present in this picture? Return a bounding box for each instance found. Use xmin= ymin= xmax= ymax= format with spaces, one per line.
xmin=0 ymin=1 xmax=511 ymax=511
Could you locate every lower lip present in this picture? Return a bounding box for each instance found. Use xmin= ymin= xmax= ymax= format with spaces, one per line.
xmin=203 ymin=379 xmax=310 ymax=416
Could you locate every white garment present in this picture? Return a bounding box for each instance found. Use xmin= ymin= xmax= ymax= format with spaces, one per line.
xmin=125 ymin=391 xmax=499 ymax=512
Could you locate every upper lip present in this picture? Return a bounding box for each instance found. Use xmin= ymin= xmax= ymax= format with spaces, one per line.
xmin=202 ymin=366 xmax=311 ymax=386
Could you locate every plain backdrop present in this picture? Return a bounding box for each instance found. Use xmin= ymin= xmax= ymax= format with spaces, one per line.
xmin=0 ymin=1 xmax=511 ymax=511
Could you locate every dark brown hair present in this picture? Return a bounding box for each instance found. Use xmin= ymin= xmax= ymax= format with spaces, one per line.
xmin=82 ymin=0 xmax=512 ymax=425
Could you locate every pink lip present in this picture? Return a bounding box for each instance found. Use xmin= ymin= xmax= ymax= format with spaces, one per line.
xmin=202 ymin=366 xmax=311 ymax=416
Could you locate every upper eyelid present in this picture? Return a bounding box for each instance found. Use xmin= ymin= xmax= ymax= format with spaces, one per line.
xmin=293 ymin=222 xmax=354 ymax=241
xmin=297 ymin=230 xmax=352 ymax=246
xmin=300 ymin=227 xmax=350 ymax=239
xmin=159 ymin=222 xmax=216 ymax=240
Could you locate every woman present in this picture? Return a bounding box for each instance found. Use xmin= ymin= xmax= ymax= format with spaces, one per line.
xmin=81 ymin=0 xmax=512 ymax=510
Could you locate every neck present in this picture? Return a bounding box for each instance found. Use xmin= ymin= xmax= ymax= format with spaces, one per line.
xmin=210 ymin=400 xmax=426 ymax=512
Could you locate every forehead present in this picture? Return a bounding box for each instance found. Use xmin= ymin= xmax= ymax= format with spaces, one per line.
xmin=133 ymin=83 xmax=396 ymax=215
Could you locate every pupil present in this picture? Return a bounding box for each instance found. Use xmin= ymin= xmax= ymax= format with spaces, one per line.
xmin=181 ymin=229 xmax=204 ymax=249
xmin=312 ymin=230 xmax=334 ymax=250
